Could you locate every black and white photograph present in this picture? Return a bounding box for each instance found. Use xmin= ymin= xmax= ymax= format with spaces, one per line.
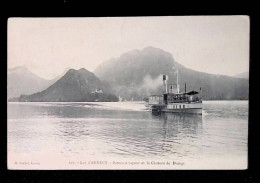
xmin=7 ymin=16 xmax=249 ymax=169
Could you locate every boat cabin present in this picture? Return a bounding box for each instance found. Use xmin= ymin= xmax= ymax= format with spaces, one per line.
xmin=148 ymin=90 xmax=201 ymax=105
xmin=165 ymin=90 xmax=201 ymax=104
xmin=148 ymin=95 xmax=164 ymax=105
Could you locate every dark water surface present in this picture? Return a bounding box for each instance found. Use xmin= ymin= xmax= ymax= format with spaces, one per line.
xmin=8 ymin=101 xmax=248 ymax=163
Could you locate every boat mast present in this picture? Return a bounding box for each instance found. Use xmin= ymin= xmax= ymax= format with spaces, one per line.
xmin=176 ymin=68 xmax=180 ymax=93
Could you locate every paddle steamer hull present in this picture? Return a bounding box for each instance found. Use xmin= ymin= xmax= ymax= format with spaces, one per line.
xmin=163 ymin=102 xmax=202 ymax=114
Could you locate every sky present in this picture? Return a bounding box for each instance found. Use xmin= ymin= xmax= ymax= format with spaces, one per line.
xmin=8 ymin=16 xmax=249 ymax=80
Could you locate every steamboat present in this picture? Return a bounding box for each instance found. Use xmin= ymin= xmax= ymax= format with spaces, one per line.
xmin=145 ymin=69 xmax=202 ymax=114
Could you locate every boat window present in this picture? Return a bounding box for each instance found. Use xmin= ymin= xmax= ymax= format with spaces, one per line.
xmin=183 ymin=105 xmax=185 ymax=108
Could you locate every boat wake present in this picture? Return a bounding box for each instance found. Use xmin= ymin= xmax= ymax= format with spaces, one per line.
xmin=86 ymin=101 xmax=148 ymax=111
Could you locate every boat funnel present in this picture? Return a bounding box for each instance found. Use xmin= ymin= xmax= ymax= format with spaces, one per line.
xmin=163 ymin=75 xmax=168 ymax=93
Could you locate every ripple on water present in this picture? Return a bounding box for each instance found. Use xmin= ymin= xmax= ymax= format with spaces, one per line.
xmin=8 ymin=101 xmax=248 ymax=161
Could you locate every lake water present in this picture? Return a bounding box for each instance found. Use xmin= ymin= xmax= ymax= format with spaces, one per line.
xmin=7 ymin=101 xmax=248 ymax=169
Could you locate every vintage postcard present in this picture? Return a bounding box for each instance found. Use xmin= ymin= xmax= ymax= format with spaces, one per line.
xmin=7 ymin=16 xmax=249 ymax=169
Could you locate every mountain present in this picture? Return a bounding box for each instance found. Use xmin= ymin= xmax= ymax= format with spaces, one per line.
xmin=94 ymin=47 xmax=249 ymax=100
xmin=233 ymin=72 xmax=249 ymax=79
xmin=49 ymin=67 xmax=72 ymax=84
xmin=8 ymin=66 xmax=52 ymax=98
xmin=8 ymin=66 xmax=70 ymax=99
xmin=15 ymin=68 xmax=118 ymax=102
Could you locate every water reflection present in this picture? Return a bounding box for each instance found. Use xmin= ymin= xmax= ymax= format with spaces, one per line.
xmin=150 ymin=113 xmax=203 ymax=158
xmin=154 ymin=113 xmax=203 ymax=135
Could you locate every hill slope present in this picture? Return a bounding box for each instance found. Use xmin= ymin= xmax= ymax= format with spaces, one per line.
xmin=233 ymin=72 xmax=249 ymax=79
xmin=94 ymin=47 xmax=249 ymax=100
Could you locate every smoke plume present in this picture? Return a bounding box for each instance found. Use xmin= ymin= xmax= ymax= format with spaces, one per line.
xmin=141 ymin=74 xmax=163 ymax=90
